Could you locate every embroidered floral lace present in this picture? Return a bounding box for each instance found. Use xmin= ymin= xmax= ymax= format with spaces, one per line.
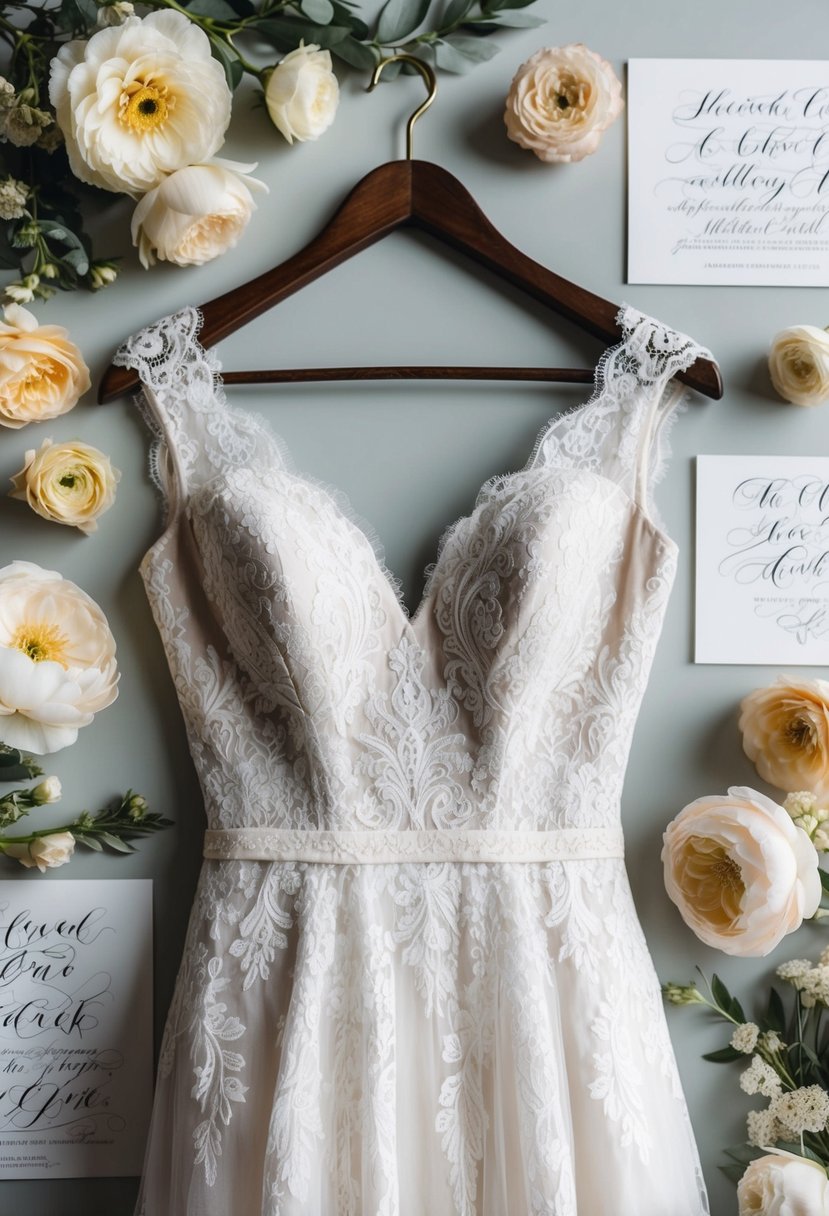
xmin=116 ymin=304 xmax=712 ymax=1216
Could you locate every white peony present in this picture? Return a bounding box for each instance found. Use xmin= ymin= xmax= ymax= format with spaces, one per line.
xmin=131 ymin=159 xmax=267 ymax=268
xmin=4 ymin=832 xmax=76 ymax=872
xmin=662 ymin=786 xmax=821 ymax=957
xmin=738 ymin=1152 xmax=829 ymax=1216
xmin=265 ymin=44 xmax=339 ymax=145
xmin=0 ymin=561 xmax=119 ymax=755
xmin=769 ymin=326 xmax=829 ymax=407
xmin=48 ymin=10 xmax=231 ymax=196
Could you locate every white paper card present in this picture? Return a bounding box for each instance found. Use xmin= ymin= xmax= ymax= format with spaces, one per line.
xmin=0 ymin=879 xmax=153 ymax=1178
xmin=696 ymin=455 xmax=829 ymax=664
xmin=628 ymin=59 xmax=829 ymax=286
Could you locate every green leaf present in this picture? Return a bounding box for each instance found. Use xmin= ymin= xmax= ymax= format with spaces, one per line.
xmin=710 ymin=973 xmax=746 ymax=1023
xmin=718 ymin=1163 xmax=748 ymax=1186
xmin=483 ymin=0 xmax=539 ymax=10
xmin=55 ymin=0 xmax=99 ymax=33
xmin=819 ymin=868 xmax=829 ymax=895
xmin=442 ymin=0 xmax=474 ymax=24
xmin=210 ymin=38 xmax=245 ymax=89
xmin=479 ymin=9 xmax=544 ymax=25
xmin=441 ymin=32 xmax=500 ymax=61
xmin=331 ymin=37 xmax=378 ymax=69
xmin=0 ymin=747 xmax=22 ymax=769
xmin=258 ymin=17 xmax=350 ymax=49
xmin=98 ymin=832 xmax=135 ymax=853
xmin=76 ymin=834 xmax=103 ymax=851
xmin=186 ymin=0 xmax=241 ymax=19
xmin=763 ymin=987 xmax=786 ymax=1036
xmin=375 ymin=0 xmax=430 ymax=43
xmin=702 ymin=1046 xmax=743 ymax=1063
xmin=300 ymin=0 xmax=335 ymax=23
xmin=331 ymin=1 xmax=367 ymax=36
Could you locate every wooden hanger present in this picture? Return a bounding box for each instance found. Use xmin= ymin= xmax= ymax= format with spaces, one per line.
xmin=99 ymin=56 xmax=722 ymax=404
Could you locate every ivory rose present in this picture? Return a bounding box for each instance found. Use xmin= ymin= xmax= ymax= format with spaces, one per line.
xmin=738 ymin=1152 xmax=829 ymax=1216
xmin=48 ymin=10 xmax=231 ymax=195
xmin=4 ymin=831 xmax=76 ymax=872
xmin=0 ymin=305 xmax=89 ymax=429
xmin=10 ymin=439 xmax=120 ymax=534
xmin=662 ymin=786 xmax=821 ymax=957
xmin=265 ymin=44 xmax=339 ymax=145
xmin=769 ymin=326 xmax=829 ymax=407
xmin=740 ymin=677 xmax=829 ymax=798
xmin=131 ymin=160 xmax=267 ymax=269
xmin=0 ymin=561 xmax=119 ymax=754
xmin=504 ymin=43 xmax=623 ymax=164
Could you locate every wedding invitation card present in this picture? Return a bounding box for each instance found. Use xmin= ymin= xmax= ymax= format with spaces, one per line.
xmin=628 ymin=59 xmax=829 ymax=286
xmin=696 ymin=455 xmax=829 ymax=664
xmin=0 ymin=879 xmax=152 ymax=1178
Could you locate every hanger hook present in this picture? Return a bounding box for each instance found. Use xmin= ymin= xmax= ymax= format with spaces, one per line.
xmin=367 ymin=53 xmax=437 ymax=161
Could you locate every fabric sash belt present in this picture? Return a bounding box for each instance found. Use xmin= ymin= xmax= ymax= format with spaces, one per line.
xmin=202 ymin=826 xmax=625 ymax=865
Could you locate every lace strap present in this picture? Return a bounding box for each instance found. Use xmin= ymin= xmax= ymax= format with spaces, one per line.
xmin=531 ymin=305 xmax=715 ymax=524
xmin=114 ymin=306 xmax=287 ymax=510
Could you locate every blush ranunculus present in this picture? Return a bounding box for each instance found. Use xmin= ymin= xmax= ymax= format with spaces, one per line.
xmin=0 ymin=305 xmax=90 ymax=429
xmin=740 ymin=677 xmax=829 ymax=799
xmin=662 ymin=786 xmax=821 ymax=957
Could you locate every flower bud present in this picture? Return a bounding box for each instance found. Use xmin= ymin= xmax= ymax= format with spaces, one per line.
xmin=662 ymin=982 xmax=705 ymax=1006
xmin=32 ymin=776 xmax=62 ymax=805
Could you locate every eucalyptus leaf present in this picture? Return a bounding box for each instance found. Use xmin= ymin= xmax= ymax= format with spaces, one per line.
xmin=483 ymin=0 xmax=538 ymax=10
xmin=331 ymin=36 xmax=378 ymax=69
xmin=481 ymin=10 xmax=544 ymax=25
xmin=376 ymin=0 xmax=430 ymax=43
xmin=442 ymin=0 xmax=474 ymax=26
xmin=76 ymin=834 xmax=103 ymax=851
xmin=186 ymin=0 xmax=241 ymax=20
xmin=258 ymin=17 xmax=351 ymax=49
xmin=441 ymin=33 xmax=500 ymax=61
xmin=98 ymin=832 xmax=136 ymax=853
xmin=300 ymin=0 xmax=336 ymax=24
xmin=331 ymin=1 xmax=368 ymax=37
xmin=433 ymin=39 xmax=476 ymax=72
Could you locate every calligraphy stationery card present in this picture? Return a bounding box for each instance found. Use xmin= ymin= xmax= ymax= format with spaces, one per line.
xmin=0 ymin=879 xmax=152 ymax=1178
xmin=696 ymin=455 xmax=829 ymax=664
xmin=628 ymin=59 xmax=829 ymax=286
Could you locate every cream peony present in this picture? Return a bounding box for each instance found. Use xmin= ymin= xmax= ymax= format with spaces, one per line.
xmin=10 ymin=438 xmax=120 ymax=534
xmin=48 ymin=10 xmax=231 ymax=196
xmin=740 ymin=677 xmax=829 ymax=798
xmin=769 ymin=326 xmax=829 ymax=407
xmin=4 ymin=832 xmax=75 ymax=872
xmin=738 ymin=1152 xmax=829 ymax=1216
xmin=131 ymin=160 xmax=267 ymax=269
xmin=662 ymin=786 xmax=821 ymax=957
xmin=0 ymin=305 xmax=90 ymax=429
xmin=0 ymin=561 xmax=119 ymax=754
xmin=504 ymin=43 xmax=623 ymax=164
xmin=265 ymin=44 xmax=339 ymax=145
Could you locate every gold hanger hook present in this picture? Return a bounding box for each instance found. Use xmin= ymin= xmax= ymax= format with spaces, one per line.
xmin=367 ymin=53 xmax=437 ymax=161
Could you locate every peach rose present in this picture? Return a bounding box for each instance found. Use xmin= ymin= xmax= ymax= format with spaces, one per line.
xmin=662 ymin=786 xmax=821 ymax=957
xmin=9 ymin=438 xmax=120 ymax=534
xmin=504 ymin=43 xmax=623 ymax=164
xmin=740 ymin=677 xmax=829 ymax=798
xmin=0 ymin=304 xmax=90 ymax=428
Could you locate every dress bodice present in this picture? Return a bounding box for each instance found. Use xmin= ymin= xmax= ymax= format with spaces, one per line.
xmin=116 ymin=305 xmax=710 ymax=838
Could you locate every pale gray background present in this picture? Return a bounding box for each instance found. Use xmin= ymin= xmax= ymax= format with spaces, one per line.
xmin=0 ymin=1 xmax=827 ymax=1212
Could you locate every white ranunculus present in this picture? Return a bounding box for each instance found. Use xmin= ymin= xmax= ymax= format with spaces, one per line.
xmin=769 ymin=326 xmax=829 ymax=406
xmin=0 ymin=561 xmax=119 ymax=755
xmin=504 ymin=43 xmax=624 ymax=164
xmin=9 ymin=438 xmax=121 ymax=534
xmin=662 ymin=786 xmax=821 ymax=957
xmin=48 ymin=10 xmax=231 ymax=196
xmin=4 ymin=832 xmax=76 ymax=872
xmin=131 ymin=159 xmax=267 ymax=269
xmin=265 ymin=44 xmax=339 ymax=145
xmin=738 ymin=1152 xmax=829 ymax=1216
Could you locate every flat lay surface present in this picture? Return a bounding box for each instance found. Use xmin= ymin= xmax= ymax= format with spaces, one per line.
xmin=1 ymin=1 xmax=828 ymax=1213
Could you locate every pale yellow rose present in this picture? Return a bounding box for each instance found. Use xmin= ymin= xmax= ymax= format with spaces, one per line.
xmin=740 ymin=677 xmax=829 ymax=798
xmin=662 ymin=786 xmax=821 ymax=957
xmin=504 ymin=43 xmax=623 ymax=164
xmin=48 ymin=10 xmax=231 ymax=196
xmin=769 ymin=326 xmax=829 ymax=406
xmin=738 ymin=1151 xmax=829 ymax=1216
xmin=265 ymin=44 xmax=339 ymax=145
xmin=4 ymin=831 xmax=75 ymax=872
xmin=0 ymin=561 xmax=119 ymax=754
xmin=9 ymin=439 xmax=120 ymax=534
xmin=131 ymin=160 xmax=267 ymax=269
xmin=0 ymin=304 xmax=90 ymax=429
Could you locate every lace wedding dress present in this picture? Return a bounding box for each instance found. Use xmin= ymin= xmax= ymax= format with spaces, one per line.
xmin=116 ymin=304 xmax=711 ymax=1216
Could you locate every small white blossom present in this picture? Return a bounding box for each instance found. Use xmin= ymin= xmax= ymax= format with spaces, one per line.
xmin=785 ymin=791 xmax=819 ymax=819
xmin=746 ymin=1106 xmax=784 ymax=1148
xmin=777 ymin=959 xmax=813 ymax=981
xmin=0 ymin=176 xmax=28 ymax=220
xmin=4 ymin=274 xmax=39 ymax=304
xmin=760 ymin=1030 xmax=784 ymax=1053
xmin=731 ymin=1022 xmax=760 ymax=1054
xmin=97 ymin=1 xmax=135 ymax=25
xmin=740 ymin=1055 xmax=783 ymax=1098
xmin=770 ymin=1085 xmax=829 ymax=1135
